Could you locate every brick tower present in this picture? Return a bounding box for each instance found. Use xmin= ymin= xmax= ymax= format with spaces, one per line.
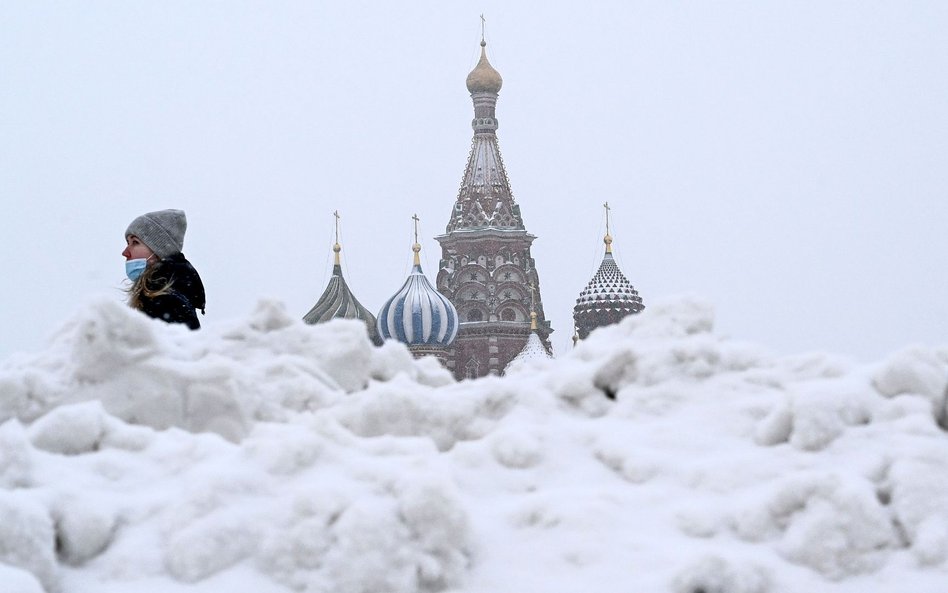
xmin=435 ymin=38 xmax=552 ymax=380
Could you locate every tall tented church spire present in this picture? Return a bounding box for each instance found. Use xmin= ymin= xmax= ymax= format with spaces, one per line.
xmin=447 ymin=34 xmax=520 ymax=233
xmin=303 ymin=211 xmax=382 ymax=345
xmin=436 ymin=32 xmax=553 ymax=380
xmin=573 ymin=203 xmax=645 ymax=340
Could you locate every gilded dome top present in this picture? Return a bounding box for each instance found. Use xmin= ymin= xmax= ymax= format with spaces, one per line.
xmin=466 ymin=41 xmax=503 ymax=94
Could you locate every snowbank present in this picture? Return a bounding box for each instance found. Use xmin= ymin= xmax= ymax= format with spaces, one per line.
xmin=0 ymin=296 xmax=946 ymax=592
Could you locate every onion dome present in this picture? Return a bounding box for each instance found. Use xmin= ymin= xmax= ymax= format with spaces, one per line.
xmin=505 ymin=311 xmax=552 ymax=372
xmin=466 ymin=40 xmax=503 ymax=94
xmin=573 ymin=204 xmax=644 ymax=340
xmin=303 ymin=220 xmax=382 ymax=346
xmin=378 ymin=227 xmax=459 ymax=347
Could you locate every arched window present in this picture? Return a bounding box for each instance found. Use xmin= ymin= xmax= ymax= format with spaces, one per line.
xmin=467 ymin=309 xmax=483 ymax=322
xmin=501 ymin=308 xmax=516 ymax=322
xmin=465 ymin=358 xmax=480 ymax=380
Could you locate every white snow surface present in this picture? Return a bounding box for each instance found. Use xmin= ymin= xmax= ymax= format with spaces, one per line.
xmin=1 ymin=296 xmax=947 ymax=593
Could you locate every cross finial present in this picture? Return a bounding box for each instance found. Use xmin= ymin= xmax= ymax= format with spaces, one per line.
xmin=528 ymin=283 xmax=538 ymax=331
xmin=411 ymin=214 xmax=421 ymax=265
xmin=603 ymin=202 xmax=613 ymax=254
xmin=480 ymin=14 xmax=486 ymax=44
xmin=332 ymin=210 xmax=341 ymax=264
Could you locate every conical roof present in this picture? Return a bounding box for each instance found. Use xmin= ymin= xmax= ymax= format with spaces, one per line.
xmin=445 ymin=40 xmax=523 ymax=233
xmin=303 ymin=244 xmax=381 ymax=345
xmin=377 ymin=242 xmax=458 ymax=347
xmin=574 ymin=252 xmax=644 ymax=312
xmin=505 ymin=312 xmax=552 ymax=372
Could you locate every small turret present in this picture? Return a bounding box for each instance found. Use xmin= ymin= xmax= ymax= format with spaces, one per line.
xmin=573 ymin=203 xmax=644 ymax=340
xmin=378 ymin=215 xmax=459 ymax=359
xmin=303 ymin=211 xmax=381 ymax=345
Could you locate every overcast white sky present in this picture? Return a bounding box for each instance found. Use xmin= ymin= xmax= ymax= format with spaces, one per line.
xmin=1 ymin=1 xmax=946 ymax=362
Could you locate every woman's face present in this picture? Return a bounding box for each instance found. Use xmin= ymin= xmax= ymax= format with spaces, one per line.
xmin=123 ymin=235 xmax=154 ymax=261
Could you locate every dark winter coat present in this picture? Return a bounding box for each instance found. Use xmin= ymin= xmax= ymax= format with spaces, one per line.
xmin=139 ymin=253 xmax=206 ymax=330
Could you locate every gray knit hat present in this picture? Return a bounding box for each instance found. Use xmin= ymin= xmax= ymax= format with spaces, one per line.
xmin=125 ymin=209 xmax=187 ymax=259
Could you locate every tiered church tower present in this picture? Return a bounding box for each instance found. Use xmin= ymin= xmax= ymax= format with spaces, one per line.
xmin=436 ymin=38 xmax=552 ymax=380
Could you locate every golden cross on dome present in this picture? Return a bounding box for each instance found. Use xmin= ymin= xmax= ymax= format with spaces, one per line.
xmin=480 ymin=14 xmax=486 ymax=44
xmin=603 ymin=202 xmax=613 ymax=254
xmin=332 ymin=210 xmax=342 ymax=264
xmin=411 ymin=214 xmax=421 ymax=265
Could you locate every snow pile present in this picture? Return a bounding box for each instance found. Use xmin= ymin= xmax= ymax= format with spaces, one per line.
xmin=0 ymin=296 xmax=947 ymax=592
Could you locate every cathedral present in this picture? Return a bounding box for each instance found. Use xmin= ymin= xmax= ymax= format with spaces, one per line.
xmin=304 ymin=36 xmax=644 ymax=382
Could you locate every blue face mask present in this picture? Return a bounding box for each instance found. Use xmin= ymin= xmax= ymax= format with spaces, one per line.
xmin=125 ymin=258 xmax=148 ymax=281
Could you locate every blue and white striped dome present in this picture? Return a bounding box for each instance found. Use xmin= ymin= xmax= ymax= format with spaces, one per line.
xmin=377 ymin=254 xmax=458 ymax=347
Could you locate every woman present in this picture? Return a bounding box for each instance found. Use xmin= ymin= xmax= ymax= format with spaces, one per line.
xmin=122 ymin=209 xmax=206 ymax=329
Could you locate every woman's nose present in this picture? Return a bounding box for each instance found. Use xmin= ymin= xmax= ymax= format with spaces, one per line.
xmin=122 ymin=247 xmax=131 ymax=259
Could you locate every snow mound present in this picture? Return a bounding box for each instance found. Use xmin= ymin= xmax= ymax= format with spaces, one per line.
xmin=0 ymin=296 xmax=947 ymax=592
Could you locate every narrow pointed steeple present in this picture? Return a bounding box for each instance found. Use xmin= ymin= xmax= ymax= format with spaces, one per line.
xmin=304 ymin=211 xmax=382 ymax=345
xmin=446 ymin=37 xmax=522 ymax=232
xmin=573 ymin=203 xmax=645 ymax=340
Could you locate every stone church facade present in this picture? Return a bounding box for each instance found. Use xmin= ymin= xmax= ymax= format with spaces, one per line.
xmin=435 ymin=40 xmax=553 ymax=380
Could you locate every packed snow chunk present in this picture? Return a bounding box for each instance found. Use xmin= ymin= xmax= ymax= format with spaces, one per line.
xmin=0 ymin=563 xmax=45 ymax=593
xmin=490 ymin=428 xmax=543 ymax=469
xmin=872 ymin=346 xmax=948 ymax=423
xmin=322 ymin=498 xmax=416 ymax=593
xmin=0 ymin=492 xmax=59 ymax=592
xmin=165 ymin=505 xmax=262 ymax=582
xmin=786 ymin=388 xmax=871 ymax=452
xmin=333 ymin=378 xmax=513 ymax=450
xmin=592 ymin=438 xmax=661 ymax=484
xmin=28 ymin=401 xmax=107 ymax=455
xmin=755 ymin=386 xmax=873 ymax=451
xmin=0 ymin=420 xmax=33 ymax=487
xmin=396 ymin=478 xmax=472 ymax=591
xmin=888 ymin=456 xmax=948 ymax=565
xmin=63 ymin=298 xmax=161 ymax=383
xmin=295 ymin=318 xmax=377 ymax=393
xmin=672 ymin=555 xmax=772 ymax=593
xmin=367 ymin=340 xmax=456 ymax=387
xmin=624 ymin=296 xmax=716 ymax=340
xmin=245 ymin=298 xmax=297 ymax=333
xmin=732 ymin=474 xmax=896 ymax=578
xmin=255 ymin=489 xmax=349 ymax=589
xmin=243 ymin=423 xmax=324 ymax=475
xmin=0 ymin=369 xmax=61 ymax=425
xmin=752 ymin=397 xmax=792 ymax=446
xmin=52 ymin=496 xmax=117 ymax=565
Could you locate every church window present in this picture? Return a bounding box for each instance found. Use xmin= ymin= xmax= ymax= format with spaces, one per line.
xmin=501 ymin=308 xmax=516 ymax=322
xmin=467 ymin=310 xmax=483 ymax=322
xmin=465 ymin=358 xmax=480 ymax=380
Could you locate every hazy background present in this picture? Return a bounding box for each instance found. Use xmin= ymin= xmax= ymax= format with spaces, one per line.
xmin=2 ymin=1 xmax=946 ymax=362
